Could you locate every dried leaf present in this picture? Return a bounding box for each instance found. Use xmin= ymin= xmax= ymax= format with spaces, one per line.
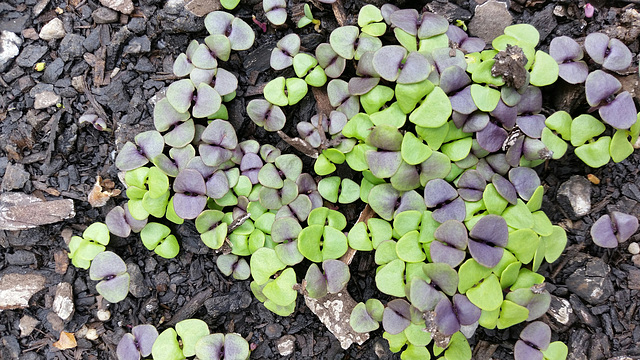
xmin=52 ymin=331 xmax=77 ymax=350
xmin=88 ymin=176 xmax=121 ymax=207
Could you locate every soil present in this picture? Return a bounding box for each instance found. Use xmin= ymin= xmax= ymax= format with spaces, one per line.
xmin=1 ymin=0 xmax=640 ymax=359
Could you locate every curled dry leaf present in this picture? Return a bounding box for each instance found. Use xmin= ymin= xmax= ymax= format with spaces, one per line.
xmin=88 ymin=176 xmax=121 ymax=207
xmin=52 ymin=331 xmax=77 ymax=350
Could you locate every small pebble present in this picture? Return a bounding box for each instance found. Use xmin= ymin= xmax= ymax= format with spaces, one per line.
xmin=96 ymin=309 xmax=111 ymax=321
xmin=629 ymin=242 xmax=640 ymax=255
xmin=86 ymin=328 xmax=98 ymax=340
xmin=633 ymin=254 xmax=640 ymax=267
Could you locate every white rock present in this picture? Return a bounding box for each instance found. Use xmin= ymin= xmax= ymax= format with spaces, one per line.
xmin=629 ymin=242 xmax=640 ymax=255
xmin=19 ymin=315 xmax=40 ymax=337
xmin=34 ymin=91 xmax=60 ymax=109
xmin=39 ymin=18 xmax=65 ymax=40
xmin=52 ymin=282 xmax=74 ymax=321
xmin=86 ymin=328 xmax=99 ymax=340
xmin=276 ymin=335 xmax=295 ymax=356
xmin=97 ymin=309 xmax=111 ymax=321
xmin=0 ymin=31 xmax=23 ymax=72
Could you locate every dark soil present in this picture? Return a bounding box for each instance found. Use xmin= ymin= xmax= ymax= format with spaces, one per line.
xmin=1 ymin=0 xmax=640 ymax=359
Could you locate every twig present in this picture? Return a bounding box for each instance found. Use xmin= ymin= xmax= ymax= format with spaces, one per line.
xmin=81 ymin=70 xmax=111 ymax=128
xmin=331 ymin=0 xmax=347 ymax=27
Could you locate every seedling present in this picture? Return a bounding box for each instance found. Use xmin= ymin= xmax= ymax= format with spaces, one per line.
xmin=105 ymin=204 xmax=148 ymax=238
xmin=79 ymin=112 xmax=108 ymax=131
xmin=204 ymin=11 xmax=255 ymax=51
xmin=89 ymin=251 xmax=130 ymax=303
xmin=151 ymin=319 xmax=209 ymax=360
xmin=304 ymin=259 xmax=350 ymax=298
xmin=549 ymin=36 xmax=588 ymax=84
xmin=584 ymin=32 xmax=632 ymax=71
xmin=194 ymin=333 xmax=250 ymax=360
xmin=140 ymin=222 xmax=180 ymax=258
xmin=270 ymin=34 xmax=300 ymax=71
xmin=297 ymin=4 xmax=320 ymax=30
xmin=116 ymin=324 xmax=158 ymax=360
xmin=263 ymin=0 xmax=287 ymax=26
xmin=116 ymin=130 xmax=165 ymax=171
xmin=591 ymin=211 xmax=639 ymax=248
xmin=68 ymin=222 xmax=110 ymax=269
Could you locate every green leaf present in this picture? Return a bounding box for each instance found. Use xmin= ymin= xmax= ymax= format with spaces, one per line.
xmin=496 ymin=300 xmax=529 ymax=329
xmin=396 ymin=231 xmax=426 ymax=263
xmin=342 ymin=113 xmax=374 ymax=141
xmin=545 ymin=111 xmax=572 ymax=140
xmin=305 ymin=66 xmax=327 ymax=87
xmin=314 ymin=154 xmax=336 ymax=176
xmin=403 ymin=323 xmax=431 ymax=347
xmin=575 ymin=136 xmax=612 ymax=168
xmin=384 ymin=331 xmax=408 ymax=353
xmin=348 ymin=222 xmax=372 ymax=251
xmin=510 ymin=268 xmax=545 ymax=290
xmin=526 ymin=186 xmax=544 ymax=212
xmin=444 ymin=332 xmax=471 ymax=360
xmin=286 ymin=77 xmax=308 ymax=105
xmin=264 ymin=77 xmax=288 ymax=106
xmin=478 ymin=308 xmax=500 ymax=329
xmin=401 ymin=344 xmax=431 ymax=360
xmin=409 ymin=87 xmax=451 ymax=128
xmin=375 ymin=259 xmax=406 ymax=297
xmin=358 ymin=4 xmax=383 ymax=27
xmin=401 ymin=132 xmax=432 ymax=165
xmin=570 ymin=114 xmax=606 ymax=146
xmin=502 ymin=200 xmax=534 ymax=229
xmin=483 ymin=184 xmax=508 ymax=215
xmin=506 ymin=228 xmax=539 ymax=264
xmin=375 ymin=240 xmax=398 ymax=265
xmin=458 ymin=259 xmax=492 ymax=294
xmin=339 ymin=178 xmax=360 ymax=204
xmin=318 ymin=177 xmax=340 ymax=203
xmin=542 ymin=225 xmax=567 ymax=263
xmin=466 ymin=274 xmax=503 ymax=311
xmin=441 ymin=137 xmax=473 ymax=162
xmin=470 ymin=84 xmax=500 ymax=112
xmin=499 ymin=261 xmax=522 ymax=289
xmin=396 ymin=80 xmax=434 ymax=114
xmin=532 ymin=211 xmax=553 ymax=236
xmin=504 ymin=24 xmax=540 ymax=47
xmin=250 ymin=247 xmax=286 ymax=285
xmin=471 ymin=59 xmax=505 ymax=86
xmin=155 ymin=235 xmax=180 ymax=259
xmin=293 ymin=53 xmax=318 ymax=78
xmin=151 ymin=328 xmax=184 ymax=360
xmin=369 ymin=218 xmax=393 ymax=248
xmin=541 ymin=127 xmax=567 ymax=160
xmin=264 ymin=298 xmax=296 ymax=316
xmin=610 ymin=129 xmax=634 ymax=163
xmin=361 ymin=85 xmax=395 ymax=114
xmin=263 ymin=267 xmax=297 ymax=306
xmin=370 ymin=102 xmax=406 ymax=128
xmin=83 ymin=222 xmax=110 ymax=245
xmin=175 ymin=319 xmax=209 ymax=357
xmin=529 ymin=50 xmax=559 ymax=86
xmin=543 ymin=341 xmax=569 ymax=360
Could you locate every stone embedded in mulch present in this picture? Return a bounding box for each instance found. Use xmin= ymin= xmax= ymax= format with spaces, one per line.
xmin=92 ymin=7 xmax=119 ymax=24
xmin=42 ymin=57 xmax=64 ymax=83
xmin=468 ymin=0 xmax=513 ymax=43
xmin=557 ymin=175 xmax=592 ymax=219
xmin=565 ymin=256 xmax=614 ymax=305
xmin=52 ymin=283 xmax=74 ymax=321
xmin=0 ymin=30 xmax=22 ymax=72
xmin=569 ymin=293 xmax=601 ymax=330
xmin=547 ymin=295 xmax=576 ymax=332
xmin=19 ymin=315 xmax=40 ymax=337
xmin=0 ymin=273 xmax=46 ymax=310
xmin=14 ymin=44 xmax=47 ymax=68
xmin=39 ymin=18 xmax=65 ymax=41
xmin=33 ymin=90 xmax=60 ymax=109
xmin=126 ymin=263 xmax=150 ymax=298
xmin=99 ymin=0 xmax=134 ymax=15
xmin=1 ymin=163 xmax=29 ymax=191
xmin=276 ymin=334 xmax=296 ymax=356
xmin=6 ymin=250 xmax=36 ymax=266
xmin=58 ymin=34 xmax=86 ymax=61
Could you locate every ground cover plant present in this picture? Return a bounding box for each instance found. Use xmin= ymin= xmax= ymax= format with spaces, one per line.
xmin=60 ymin=3 xmax=640 ymax=360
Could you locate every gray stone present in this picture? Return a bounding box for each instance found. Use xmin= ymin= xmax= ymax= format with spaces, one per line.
xmin=99 ymin=0 xmax=134 ymax=14
xmin=569 ymin=294 xmax=600 ymax=329
xmin=19 ymin=315 xmax=39 ymax=337
xmin=92 ymin=7 xmax=119 ymax=24
xmin=33 ymin=0 xmax=51 ymax=17
xmin=134 ymin=57 xmax=155 ymax=72
xmin=3 ymin=65 xmax=24 ymax=83
xmin=1 ymin=163 xmax=29 ymax=191
xmin=17 ymin=76 xmax=35 ymax=92
xmin=82 ymin=28 xmax=101 ymax=53
xmin=468 ymin=0 xmax=513 ymax=44
xmin=34 ymin=90 xmax=60 ymax=109
xmin=0 ymin=273 xmax=46 ymax=310
xmin=264 ymin=323 xmax=283 ymax=339
xmin=0 ymin=14 xmax=29 ymax=33
xmin=156 ymin=6 xmax=205 ymax=33
xmin=15 ymin=44 xmax=47 ymax=68
xmin=29 ymin=83 xmax=54 ymax=97
xmin=127 ymin=17 xmax=147 ymax=34
xmin=1 ymin=335 xmax=20 ymax=360
xmin=276 ymin=335 xmax=296 ymax=356
xmin=39 ymin=18 xmax=65 ymax=41
xmin=6 ymin=250 xmax=36 ymax=266
xmin=58 ymin=34 xmax=86 ymax=61
xmin=127 ymin=263 xmax=150 ymax=298
xmin=0 ymin=31 xmax=22 ymax=72
xmin=52 ymin=283 xmax=74 ymax=321
xmin=546 ymin=295 xmax=576 ymax=332
xmin=427 ymin=1 xmax=472 ymax=22
xmin=565 ymin=257 xmax=614 ymax=305
xmin=42 ymin=57 xmax=64 ymax=83
xmin=124 ymin=36 xmax=151 ymax=54
xmin=557 ymin=175 xmax=591 ymax=219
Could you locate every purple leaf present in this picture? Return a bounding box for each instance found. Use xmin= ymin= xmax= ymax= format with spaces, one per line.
xmin=440 ymin=66 xmax=471 ymax=94
xmin=491 ymin=99 xmax=517 ymax=129
xmin=492 ymin=174 xmax=517 ymax=205
xmin=396 ymin=51 xmax=431 ymax=84
xmin=514 ymin=340 xmax=543 ymax=360
xmin=205 ymin=170 xmax=229 ymax=199
xmin=166 ymin=79 xmax=195 ymax=114
xmin=468 ymin=214 xmax=508 ymax=267
xmin=585 ymin=70 xmax=621 ymax=107
xmin=434 ymin=220 xmax=468 ymax=250
xmin=409 ymin=278 xmax=444 ymax=311
xmin=390 ymin=9 xmax=419 ymax=35
xmin=424 ymin=179 xmax=458 ymax=208
xmin=372 ymin=45 xmax=406 ymax=82
xmin=516 ymin=114 xmax=546 ymax=139
xmin=584 ymin=32 xmax=609 ymax=64
xmin=462 ymin=112 xmax=490 ymax=133
xmin=106 ymin=206 xmax=131 ymax=238
xmin=422 ymin=262 xmax=458 ymax=296
xmin=131 ymin=325 xmax=158 ymax=357
xmin=90 ymin=251 xmax=127 ymax=280
xmin=519 ymin=321 xmax=551 ymax=350
xmin=516 ymin=86 xmax=542 ymax=115
xmin=417 ymin=12 xmax=449 ymax=38
xmin=476 ymin=121 xmax=508 ymax=153
xmin=116 ymin=334 xmax=139 ymax=360
xmin=382 ymin=299 xmax=411 ymax=334
xmin=435 ymin=298 xmax=460 ymax=336
xmin=549 ymin=36 xmax=582 ymax=62
xmin=212 ymin=68 xmax=238 ymax=96
xmin=247 ymin=99 xmax=287 ymax=132
xmin=173 ymin=169 xmax=207 ymax=219
xmin=316 ymin=43 xmax=346 ymax=78
xmin=599 ymin=91 xmax=637 ymax=130
xmin=591 ymin=211 xmax=639 ymax=248
xmin=430 ymin=241 xmax=467 ymax=268
xmin=508 ymin=167 xmax=540 ymax=201
xmin=558 ymin=61 xmax=588 ymax=84
xmin=457 ymin=169 xmax=486 ymax=202
xmin=432 ymin=197 xmax=466 ymax=223
xmin=453 ymin=294 xmax=481 ymax=325
xmin=450 ymin=86 xmax=478 ymax=115
xmin=603 ymin=38 xmax=633 ymax=70
xmin=192 ymin=83 xmax=221 ymax=118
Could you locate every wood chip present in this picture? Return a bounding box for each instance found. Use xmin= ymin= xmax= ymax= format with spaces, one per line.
xmin=184 ymin=0 xmax=222 ymax=17
xmin=54 ymin=250 xmax=69 ymax=275
xmin=0 ymin=192 xmax=75 ymax=231
xmin=0 ymin=273 xmax=47 ymax=310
